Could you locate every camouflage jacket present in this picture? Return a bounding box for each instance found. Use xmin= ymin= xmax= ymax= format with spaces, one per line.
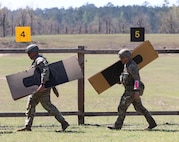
xmin=31 ymin=55 xmax=50 ymax=84
xmin=120 ymin=59 xmax=143 ymax=91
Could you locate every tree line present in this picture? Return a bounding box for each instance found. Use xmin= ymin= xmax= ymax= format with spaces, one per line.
xmin=0 ymin=2 xmax=179 ymax=37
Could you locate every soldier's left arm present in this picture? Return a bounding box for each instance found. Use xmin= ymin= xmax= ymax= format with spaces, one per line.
xmin=128 ymin=64 xmax=141 ymax=99
xmin=35 ymin=57 xmax=50 ymax=93
xmin=36 ymin=57 xmax=50 ymax=85
xmin=128 ymin=64 xmax=140 ymax=83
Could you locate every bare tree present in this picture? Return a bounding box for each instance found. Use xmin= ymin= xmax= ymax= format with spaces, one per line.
xmin=14 ymin=8 xmax=30 ymax=26
xmin=0 ymin=8 xmax=9 ymax=37
xmin=27 ymin=7 xmax=34 ymax=34
xmin=132 ymin=13 xmax=151 ymax=33
xmin=159 ymin=6 xmax=179 ymax=33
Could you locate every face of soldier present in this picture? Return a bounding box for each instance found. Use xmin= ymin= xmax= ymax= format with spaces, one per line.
xmin=27 ymin=52 xmax=38 ymax=60
xmin=120 ymin=56 xmax=130 ymax=64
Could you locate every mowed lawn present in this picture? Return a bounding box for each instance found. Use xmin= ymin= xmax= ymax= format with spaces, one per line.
xmin=2 ymin=34 xmax=179 ymax=49
xmin=0 ymin=52 xmax=178 ymax=142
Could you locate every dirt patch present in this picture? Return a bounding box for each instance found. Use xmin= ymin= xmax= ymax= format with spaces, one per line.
xmin=0 ymin=54 xmax=10 ymax=57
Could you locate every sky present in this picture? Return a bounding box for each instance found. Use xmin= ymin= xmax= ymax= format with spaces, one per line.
xmin=0 ymin=0 xmax=178 ymax=10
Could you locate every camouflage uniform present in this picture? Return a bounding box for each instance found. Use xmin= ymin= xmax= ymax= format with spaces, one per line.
xmin=110 ymin=49 xmax=157 ymax=130
xmin=18 ymin=44 xmax=69 ymax=131
xmin=25 ymin=55 xmax=67 ymax=129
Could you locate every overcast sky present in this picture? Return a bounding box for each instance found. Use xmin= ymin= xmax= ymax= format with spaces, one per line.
xmin=0 ymin=0 xmax=178 ymax=10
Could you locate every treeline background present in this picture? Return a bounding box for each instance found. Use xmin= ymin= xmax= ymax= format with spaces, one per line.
xmin=0 ymin=2 xmax=179 ymax=37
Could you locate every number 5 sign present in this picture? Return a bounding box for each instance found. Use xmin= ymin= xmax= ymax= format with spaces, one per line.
xmin=130 ymin=27 xmax=145 ymax=42
xmin=15 ymin=26 xmax=31 ymax=42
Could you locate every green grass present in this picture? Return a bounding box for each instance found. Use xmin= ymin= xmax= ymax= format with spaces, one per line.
xmin=0 ymin=117 xmax=178 ymax=142
xmin=2 ymin=34 xmax=179 ymax=49
xmin=0 ymin=53 xmax=179 ymax=142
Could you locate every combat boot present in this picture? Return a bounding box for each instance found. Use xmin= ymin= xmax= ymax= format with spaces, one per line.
xmin=108 ymin=121 xmax=122 ymax=130
xmin=17 ymin=127 xmax=32 ymax=131
xmin=61 ymin=121 xmax=69 ymax=131
xmin=145 ymin=122 xmax=157 ymax=130
xmin=144 ymin=113 xmax=157 ymax=130
xmin=107 ymin=125 xmax=121 ymax=130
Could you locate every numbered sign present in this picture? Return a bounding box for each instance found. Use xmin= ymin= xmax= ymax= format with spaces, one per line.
xmin=16 ymin=26 xmax=31 ymax=42
xmin=130 ymin=27 xmax=145 ymax=42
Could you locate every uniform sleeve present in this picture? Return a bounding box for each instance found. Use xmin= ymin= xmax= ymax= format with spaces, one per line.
xmin=36 ymin=57 xmax=50 ymax=84
xmin=128 ymin=64 xmax=140 ymax=90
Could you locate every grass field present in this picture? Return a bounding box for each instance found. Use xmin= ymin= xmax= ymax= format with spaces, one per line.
xmin=1 ymin=34 xmax=179 ymax=49
xmin=0 ymin=52 xmax=178 ymax=142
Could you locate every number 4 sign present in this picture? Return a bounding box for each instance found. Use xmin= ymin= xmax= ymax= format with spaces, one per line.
xmin=15 ymin=26 xmax=31 ymax=42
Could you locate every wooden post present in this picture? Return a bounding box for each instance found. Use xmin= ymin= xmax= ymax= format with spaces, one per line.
xmin=78 ymin=46 xmax=85 ymax=125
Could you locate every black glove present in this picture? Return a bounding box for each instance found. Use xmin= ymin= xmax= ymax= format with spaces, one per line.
xmin=52 ymin=87 xmax=59 ymax=97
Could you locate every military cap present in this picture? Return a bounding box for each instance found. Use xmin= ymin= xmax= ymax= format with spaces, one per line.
xmin=118 ymin=48 xmax=132 ymax=58
xmin=25 ymin=44 xmax=39 ymax=53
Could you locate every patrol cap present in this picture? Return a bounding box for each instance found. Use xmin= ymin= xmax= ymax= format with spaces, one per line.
xmin=25 ymin=44 xmax=39 ymax=53
xmin=118 ymin=48 xmax=132 ymax=58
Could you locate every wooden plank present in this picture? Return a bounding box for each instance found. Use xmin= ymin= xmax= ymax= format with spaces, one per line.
xmin=78 ymin=48 xmax=85 ymax=125
xmin=0 ymin=111 xmax=178 ymax=117
xmin=1 ymin=48 xmax=179 ymax=54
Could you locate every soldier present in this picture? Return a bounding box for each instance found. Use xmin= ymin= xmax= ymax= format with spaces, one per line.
xmin=108 ymin=49 xmax=157 ymax=130
xmin=18 ymin=44 xmax=69 ymax=132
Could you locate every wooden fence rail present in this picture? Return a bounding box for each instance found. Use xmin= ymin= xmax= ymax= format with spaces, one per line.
xmin=0 ymin=111 xmax=178 ymax=117
xmin=1 ymin=48 xmax=179 ymax=54
xmin=0 ymin=47 xmax=179 ymax=125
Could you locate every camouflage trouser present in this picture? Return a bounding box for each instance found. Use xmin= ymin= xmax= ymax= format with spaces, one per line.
xmin=114 ymin=90 xmax=156 ymax=129
xmin=25 ymin=88 xmax=65 ymax=128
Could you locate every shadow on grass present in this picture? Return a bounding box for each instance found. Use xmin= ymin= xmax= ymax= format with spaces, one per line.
xmin=55 ymin=130 xmax=85 ymax=133
xmin=0 ymin=125 xmax=14 ymax=135
xmin=1 ymin=122 xmax=178 ymax=133
xmin=33 ymin=124 xmax=85 ymax=133
xmin=83 ymin=123 xmax=179 ymax=133
xmin=122 ymin=122 xmax=179 ymax=132
xmin=0 ymin=124 xmax=85 ymax=134
xmin=121 ymin=128 xmax=179 ymax=132
xmin=0 ymin=131 xmax=14 ymax=135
